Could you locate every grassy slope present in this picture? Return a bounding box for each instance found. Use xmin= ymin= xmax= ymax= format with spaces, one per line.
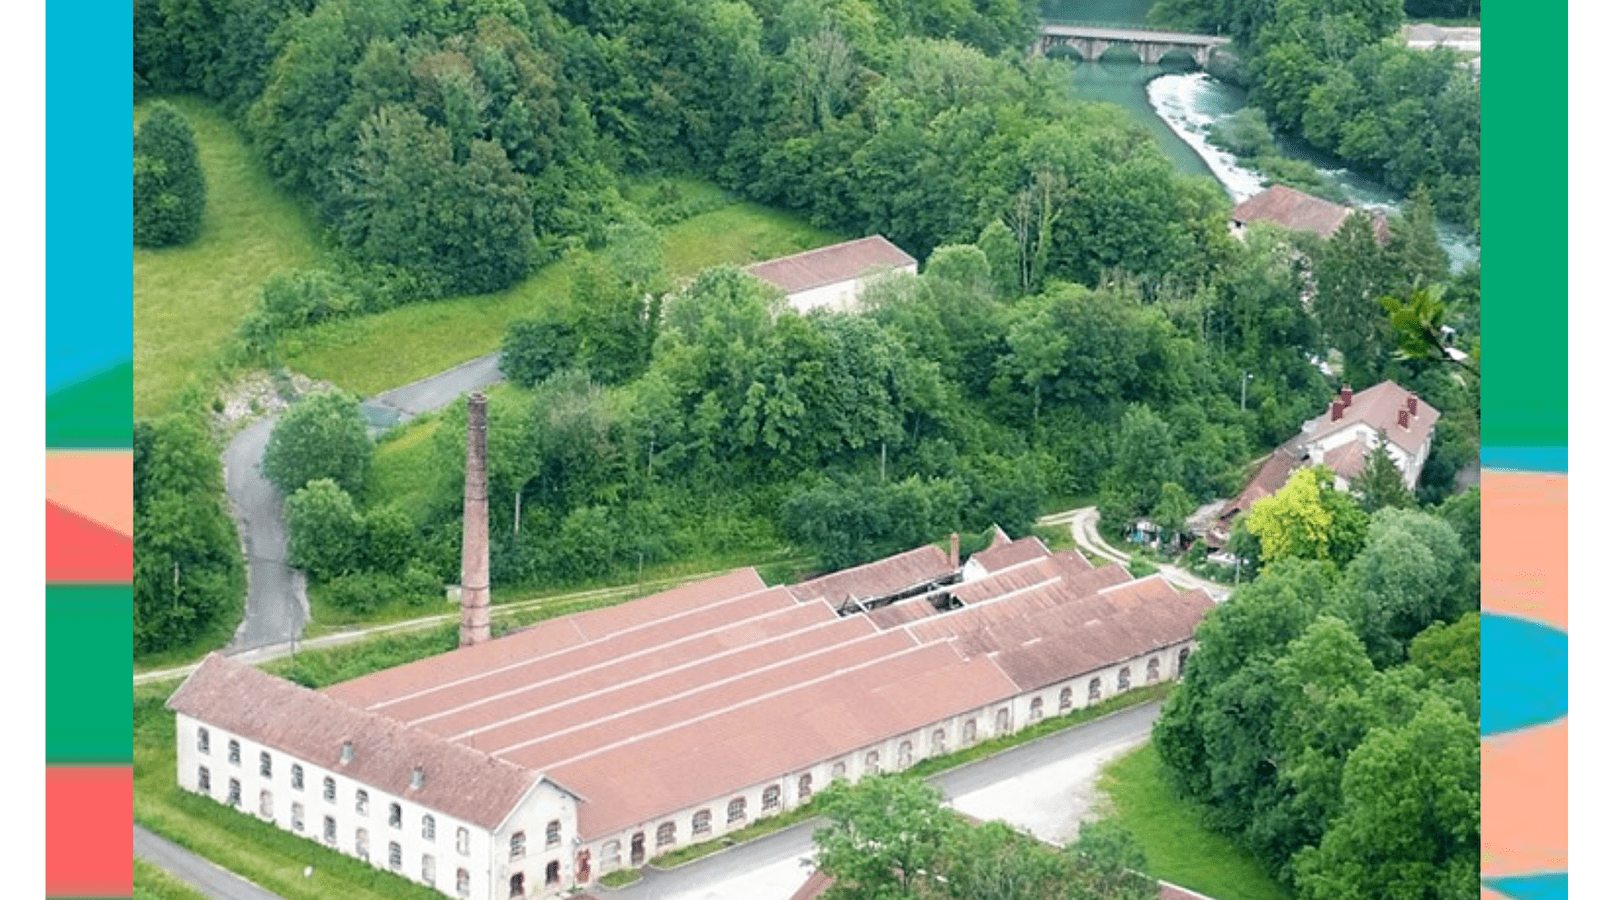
xmin=133 ymin=96 xmax=322 ymax=417
xmin=1097 ymin=744 xmax=1291 ymax=900
xmin=280 ymin=200 xmax=841 ymax=397
xmin=133 ymin=858 xmax=213 ymax=900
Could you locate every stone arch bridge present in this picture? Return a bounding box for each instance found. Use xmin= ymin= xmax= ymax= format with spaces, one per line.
xmin=1034 ymin=23 xmax=1228 ymax=66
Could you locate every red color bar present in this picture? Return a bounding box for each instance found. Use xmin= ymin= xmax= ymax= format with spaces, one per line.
xmin=46 ymin=766 xmax=132 ymax=896
xmin=45 ymin=501 xmax=133 ymax=582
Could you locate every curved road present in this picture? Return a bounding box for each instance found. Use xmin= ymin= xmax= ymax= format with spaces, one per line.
xmin=223 ymin=353 xmax=504 ymax=653
xmin=1041 ymin=507 xmax=1232 ymax=602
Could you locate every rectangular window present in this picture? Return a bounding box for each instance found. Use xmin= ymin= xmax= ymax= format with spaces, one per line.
xmin=545 ymin=820 xmax=560 ymax=847
xmin=389 ymin=802 xmax=402 ymax=828
xmin=356 ymin=789 xmax=369 ymax=816
xmin=423 ymin=814 xmax=435 ymax=841
xmin=260 ymin=751 xmax=272 ymax=779
xmin=228 ymin=739 xmax=240 ymax=765
xmin=324 ymin=777 xmax=336 ymax=802
xmin=259 ymin=790 xmax=273 ymax=818
xmin=422 ymin=854 xmax=436 ymax=885
xmin=389 ymin=841 xmax=402 ymax=870
xmin=292 ymin=802 xmax=305 ymax=832
xmin=456 ymin=868 xmax=470 ymax=898
xmin=457 ymin=827 xmax=470 ymax=855
xmin=198 ymin=766 xmax=210 ymax=793
xmin=510 ymin=831 xmax=525 ymax=861
xmin=323 ymin=816 xmax=337 ymax=845
xmin=227 ymin=778 xmax=241 ymax=807
xmin=291 ymin=764 xmax=304 ymax=790
xmin=197 ymin=727 xmax=210 ymax=755
xmin=357 ymin=827 xmax=369 ymax=861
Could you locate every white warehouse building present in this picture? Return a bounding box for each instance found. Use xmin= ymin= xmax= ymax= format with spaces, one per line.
xmin=168 ymin=532 xmax=1211 ymax=900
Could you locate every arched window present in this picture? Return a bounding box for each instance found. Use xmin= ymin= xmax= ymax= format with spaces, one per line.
xmin=963 ymin=719 xmax=978 ymax=744
xmin=227 ymin=778 xmax=241 ymax=807
xmin=356 ymin=789 xmax=369 ymax=815
xmin=545 ymin=861 xmax=560 ymax=886
xmin=1029 ymin=697 xmax=1045 ymax=720
xmin=390 ymin=802 xmax=402 ymax=828
xmin=727 ymin=797 xmax=746 ymax=823
xmin=510 ymin=831 xmax=526 ymax=861
xmin=656 ymin=821 xmax=676 ymax=847
xmin=1059 ymin=686 xmax=1073 ymax=711
xmin=762 ymin=785 xmax=781 ymax=812
xmin=457 ymin=827 xmax=470 ymax=855
xmin=228 ymin=739 xmax=240 ymax=765
xmin=422 ymin=814 xmax=435 ymax=841
xmin=260 ymin=751 xmax=272 ymax=778
xmin=259 ymin=789 xmax=273 ymax=818
xmin=932 ymin=729 xmax=947 ymax=753
xmin=291 ymin=802 xmax=304 ymax=832
xmin=1089 ymin=677 xmax=1102 ymax=700
xmin=389 ymin=841 xmax=402 ymax=870
xmin=198 ymin=766 xmax=210 ymax=793
xmin=197 ymin=727 xmax=210 ymax=755
xmin=509 ymin=873 xmax=525 ymax=897
xmin=898 ymin=741 xmax=914 ymax=768
xmin=995 ymin=708 xmax=1011 ymax=733
xmin=865 ymin=750 xmax=880 ymax=774
xmin=1178 ymin=647 xmax=1190 ymax=676
xmin=546 ymin=819 xmax=561 ymax=847
xmin=798 ymin=773 xmax=813 ymax=800
xmin=1147 ymin=657 xmax=1160 ymax=683
xmin=456 ymin=868 xmax=470 ymax=899
xmin=356 ymin=827 xmax=370 ymax=861
xmin=831 ymin=761 xmax=847 ymax=780
xmin=692 ymin=809 xmax=712 ymax=835
xmin=291 ymin=764 xmax=304 ymax=790
xmin=422 ymin=854 xmax=435 ymax=885
xmin=1118 ymin=667 xmax=1131 ymax=691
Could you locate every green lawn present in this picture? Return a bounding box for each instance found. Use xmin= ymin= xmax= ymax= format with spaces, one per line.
xmin=134 ymin=858 xmax=212 ymax=900
xmin=281 ymin=192 xmax=841 ymax=397
xmin=1097 ymin=744 xmax=1291 ymax=900
xmin=134 ymin=96 xmax=323 ymax=417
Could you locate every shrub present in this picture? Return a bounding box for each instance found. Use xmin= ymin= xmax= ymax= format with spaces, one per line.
xmin=133 ymin=102 xmax=206 ymax=247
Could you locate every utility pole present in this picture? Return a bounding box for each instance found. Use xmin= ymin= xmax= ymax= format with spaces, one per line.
xmin=1240 ymin=370 xmax=1252 ymax=411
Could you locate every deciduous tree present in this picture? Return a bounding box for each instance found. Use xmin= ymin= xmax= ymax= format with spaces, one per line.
xmin=133 ymin=102 xmax=207 ymax=247
xmin=263 ymin=389 xmax=374 ymax=497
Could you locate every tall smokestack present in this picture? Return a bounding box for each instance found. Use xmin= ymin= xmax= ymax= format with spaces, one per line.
xmin=460 ymin=392 xmax=491 ymax=647
xmin=950 ymin=532 xmax=960 ymax=568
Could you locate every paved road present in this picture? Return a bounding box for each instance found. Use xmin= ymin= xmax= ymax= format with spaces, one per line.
xmin=135 ymin=825 xmax=290 ymax=900
xmin=1045 ymin=507 xmax=1231 ymax=602
xmin=223 ymin=354 xmax=503 ymax=653
xmin=596 ymin=704 xmax=1160 ymax=900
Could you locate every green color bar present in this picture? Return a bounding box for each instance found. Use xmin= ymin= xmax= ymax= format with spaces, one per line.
xmin=1481 ymin=6 xmax=1566 ymax=452
xmin=47 ymin=586 xmax=132 ymax=762
xmin=45 ymin=360 xmax=133 ymax=449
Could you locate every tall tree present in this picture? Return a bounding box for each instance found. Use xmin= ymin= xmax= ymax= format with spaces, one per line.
xmin=133 ymin=102 xmax=207 ymax=247
xmin=262 ymin=389 xmax=374 ymax=497
xmin=1243 ymin=466 xmax=1369 ymax=567
xmin=1348 ymin=439 xmax=1413 ymax=513
xmin=814 ymin=775 xmax=961 ymax=899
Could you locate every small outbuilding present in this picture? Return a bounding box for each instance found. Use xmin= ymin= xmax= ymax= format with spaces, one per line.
xmin=1230 ymin=184 xmax=1388 ymax=242
xmin=747 ymin=235 xmax=917 ymax=313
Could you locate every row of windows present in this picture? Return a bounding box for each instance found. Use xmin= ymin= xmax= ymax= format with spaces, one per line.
xmin=505 ymin=861 xmax=564 ymax=896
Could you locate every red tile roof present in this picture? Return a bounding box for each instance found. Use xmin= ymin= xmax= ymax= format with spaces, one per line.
xmin=789 ymin=870 xmax=835 ymax=900
xmin=1231 ymin=185 xmax=1355 ymax=239
xmin=968 ymin=535 xmax=1053 ymax=574
xmin=1160 ymin=881 xmax=1221 ymax=900
xmin=1322 ymin=440 xmax=1370 ymax=482
xmin=1305 ymin=381 xmax=1440 ymax=459
xmin=747 ymin=235 xmax=916 ymax=294
xmin=167 ymin=654 xmax=544 ymax=830
xmin=789 ymin=544 xmax=956 ymax=609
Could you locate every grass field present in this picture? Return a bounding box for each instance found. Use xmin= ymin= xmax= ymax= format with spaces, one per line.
xmin=134 ymin=96 xmax=322 ymax=417
xmin=1097 ymin=744 xmax=1291 ymax=900
xmin=281 ymin=195 xmax=841 ymax=397
xmin=134 ymin=858 xmax=212 ymax=900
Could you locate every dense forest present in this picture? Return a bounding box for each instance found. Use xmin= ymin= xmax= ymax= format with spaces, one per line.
xmin=1149 ymin=0 xmax=1481 ymax=230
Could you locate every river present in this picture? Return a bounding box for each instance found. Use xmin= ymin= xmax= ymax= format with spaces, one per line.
xmin=1041 ymin=1 xmax=1481 ymax=271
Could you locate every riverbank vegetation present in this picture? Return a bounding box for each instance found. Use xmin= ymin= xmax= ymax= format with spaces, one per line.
xmin=1150 ymin=0 xmax=1480 ymax=231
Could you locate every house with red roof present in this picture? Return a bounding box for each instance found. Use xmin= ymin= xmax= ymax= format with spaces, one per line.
xmin=747 ymin=235 xmax=917 ymax=313
xmin=1230 ymin=184 xmax=1389 ymax=242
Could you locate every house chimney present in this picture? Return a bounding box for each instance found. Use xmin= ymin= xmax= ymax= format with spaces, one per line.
xmin=1407 ymin=394 xmax=1418 ymax=415
xmin=1397 ymin=407 xmax=1410 ymax=429
xmin=1330 ymin=401 xmax=1343 ymax=422
xmin=460 ymin=392 xmax=491 ymax=648
xmin=950 ymin=532 xmax=960 ymax=568
xmin=1340 ymin=385 xmax=1353 ymax=405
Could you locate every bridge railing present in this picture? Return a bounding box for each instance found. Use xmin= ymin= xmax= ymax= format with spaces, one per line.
xmin=1038 ymin=19 xmax=1229 ymax=37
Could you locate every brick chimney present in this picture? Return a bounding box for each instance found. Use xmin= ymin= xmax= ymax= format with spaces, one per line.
xmin=1407 ymin=394 xmax=1418 ymax=415
xmin=950 ymin=532 xmax=961 ymax=568
xmin=1340 ymin=384 xmax=1353 ymax=405
xmin=1397 ymin=407 xmax=1410 ymax=429
xmin=1331 ymin=401 xmax=1344 ymax=422
xmin=460 ymin=392 xmax=491 ymax=648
